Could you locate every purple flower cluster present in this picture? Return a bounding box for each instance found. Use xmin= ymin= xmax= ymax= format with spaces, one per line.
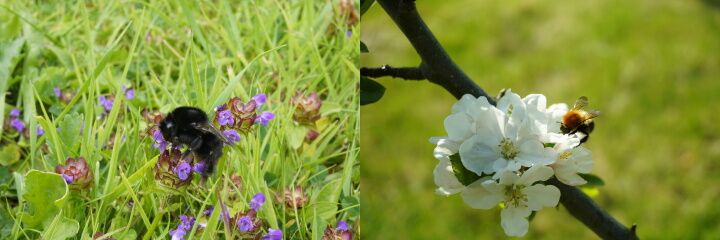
xmin=262 ymin=228 xmax=283 ymax=240
xmin=54 ymin=87 xmax=62 ymax=97
xmin=250 ymin=193 xmax=266 ymax=211
xmin=123 ymin=86 xmax=135 ymax=100
xmin=98 ymin=95 xmax=114 ymax=112
xmin=155 ymin=149 xmax=193 ymax=188
xmin=237 ymin=215 xmax=255 ymax=232
xmin=174 ymin=162 xmax=192 ymax=180
xmin=152 ymin=130 xmax=168 ymax=150
xmin=234 ymin=192 xmax=276 ymax=237
xmin=169 ymin=215 xmax=195 ymax=240
xmin=323 ymin=220 xmax=353 ymax=240
xmin=7 ymin=108 xmax=25 ymax=133
xmin=223 ymin=129 xmax=241 ymax=144
xmin=213 ymin=93 xmax=275 ymax=139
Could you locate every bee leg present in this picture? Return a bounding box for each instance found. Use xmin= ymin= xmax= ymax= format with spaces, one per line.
xmin=181 ymin=137 xmax=204 ymax=161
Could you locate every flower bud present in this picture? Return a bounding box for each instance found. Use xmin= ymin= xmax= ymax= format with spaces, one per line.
xmin=55 ymin=157 xmax=93 ymax=189
xmin=279 ymin=186 xmax=308 ymax=209
xmin=291 ymin=92 xmax=322 ymax=125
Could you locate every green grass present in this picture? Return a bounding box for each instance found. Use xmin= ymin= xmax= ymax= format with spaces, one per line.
xmin=0 ymin=0 xmax=359 ymax=239
xmin=361 ymin=0 xmax=720 ymax=239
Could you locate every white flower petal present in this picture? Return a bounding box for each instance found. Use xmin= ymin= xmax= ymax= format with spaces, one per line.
xmin=459 ymin=135 xmax=501 ymax=175
xmin=492 ymin=158 xmax=509 ymax=173
xmin=522 ymin=94 xmax=549 ymax=136
xmin=572 ymin=147 xmax=594 ymax=173
xmin=461 ymin=180 xmax=503 ymax=209
xmin=444 ymin=113 xmax=474 ymax=142
xmin=433 ymin=138 xmax=460 ymax=160
xmin=546 ymin=103 xmax=569 ymax=133
xmin=523 ymin=184 xmax=561 ymax=211
xmin=498 ymin=170 xmax=520 ymax=185
xmin=517 ymin=165 xmax=554 ymax=185
xmin=500 ymin=207 xmax=531 ymax=237
xmin=433 ymin=160 xmax=465 ymax=195
xmin=451 ymin=94 xmax=479 ymax=114
xmin=554 ymin=166 xmax=587 ymax=186
xmin=516 ymin=139 xmax=556 ymax=166
xmin=498 ymin=90 xmax=527 ymax=139
xmin=549 ymin=133 xmax=581 ymax=152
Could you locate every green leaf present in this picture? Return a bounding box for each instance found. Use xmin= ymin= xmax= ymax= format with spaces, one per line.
xmin=360 ymin=77 xmax=385 ymax=105
xmin=307 ymin=178 xmax=342 ymax=222
xmin=360 ymin=41 xmax=369 ymax=53
xmin=449 ymin=153 xmax=483 ymax=186
xmin=287 ymin=125 xmax=310 ymax=150
xmin=19 ymin=170 xmax=71 ymax=229
xmin=42 ymin=213 xmax=80 ymax=240
xmin=578 ymin=173 xmax=605 ymax=187
xmin=58 ymin=112 xmax=83 ymax=153
xmin=0 ymin=144 xmax=21 ymax=166
xmin=0 ymin=37 xmax=26 ymax=139
xmin=341 ymin=195 xmax=360 ymax=219
xmin=360 ymin=0 xmax=375 ymax=16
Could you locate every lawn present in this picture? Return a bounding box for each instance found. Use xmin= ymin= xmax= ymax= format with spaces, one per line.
xmin=361 ymin=0 xmax=720 ymax=239
xmin=0 ymin=0 xmax=359 ymax=239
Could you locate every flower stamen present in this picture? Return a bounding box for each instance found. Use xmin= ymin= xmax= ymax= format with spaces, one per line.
xmin=504 ymin=184 xmax=528 ymax=208
xmin=499 ymin=138 xmax=519 ymax=160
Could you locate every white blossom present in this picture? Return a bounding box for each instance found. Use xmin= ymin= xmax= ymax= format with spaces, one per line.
xmin=461 ymin=166 xmax=560 ymax=237
xmin=458 ymin=91 xmax=555 ymax=177
xmin=430 ymin=137 xmax=465 ymax=195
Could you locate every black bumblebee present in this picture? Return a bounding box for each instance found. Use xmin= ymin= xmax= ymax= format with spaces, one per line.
xmin=159 ymin=106 xmax=230 ymax=177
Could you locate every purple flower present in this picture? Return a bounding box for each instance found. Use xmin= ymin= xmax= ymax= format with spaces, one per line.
xmin=223 ymin=129 xmax=241 ymax=144
xmin=250 ymin=193 xmax=266 ymax=211
xmin=125 ymin=88 xmax=135 ymax=100
xmin=262 ymin=228 xmax=283 ymax=240
xmin=174 ymin=162 xmax=192 ymax=180
xmin=36 ymin=126 xmax=45 ymax=136
xmin=193 ymin=162 xmax=206 ymax=174
xmin=337 ymin=221 xmax=349 ymax=231
xmin=62 ymin=174 xmax=74 ymax=184
xmin=203 ymin=205 xmax=214 ymax=216
xmin=237 ymin=216 xmax=254 ymax=232
xmin=9 ymin=108 xmax=20 ymax=118
xmin=153 ymin=130 xmax=168 ymax=150
xmin=98 ymin=96 xmax=113 ymax=111
xmin=54 ymin=87 xmax=62 ymax=97
xmin=10 ymin=118 xmax=25 ymax=132
xmin=255 ymin=111 xmax=275 ymax=126
xmin=252 ymin=93 xmax=267 ymax=107
xmin=346 ymin=30 xmax=352 ymax=38
xmin=214 ymin=104 xmax=227 ymax=112
xmin=169 ymin=215 xmax=195 ymax=240
xmin=217 ymin=110 xmax=235 ymax=126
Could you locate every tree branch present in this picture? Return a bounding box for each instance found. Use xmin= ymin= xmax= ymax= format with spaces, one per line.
xmin=360 ymin=65 xmax=426 ymax=80
xmin=548 ymin=178 xmax=638 ymax=239
xmin=374 ymin=0 xmax=639 ymax=239
xmin=375 ymin=0 xmax=494 ymax=104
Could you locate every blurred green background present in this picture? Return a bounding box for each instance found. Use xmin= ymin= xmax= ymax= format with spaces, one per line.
xmin=361 ymin=0 xmax=720 ymax=239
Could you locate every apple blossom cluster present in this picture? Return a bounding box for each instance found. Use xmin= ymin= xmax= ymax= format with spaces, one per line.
xmin=430 ymin=90 xmax=594 ymax=237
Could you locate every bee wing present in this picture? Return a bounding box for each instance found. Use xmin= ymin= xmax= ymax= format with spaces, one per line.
xmin=572 ymin=96 xmax=589 ymax=110
xmin=191 ymin=122 xmax=232 ymax=145
xmin=585 ymin=110 xmax=601 ymax=120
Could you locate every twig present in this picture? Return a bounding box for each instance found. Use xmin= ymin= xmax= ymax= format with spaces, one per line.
xmin=375 ymin=0 xmax=494 ymax=104
xmin=374 ymin=0 xmax=639 ymax=239
xmin=360 ymin=65 xmax=426 ymax=80
xmin=548 ymin=178 xmax=639 ymax=239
